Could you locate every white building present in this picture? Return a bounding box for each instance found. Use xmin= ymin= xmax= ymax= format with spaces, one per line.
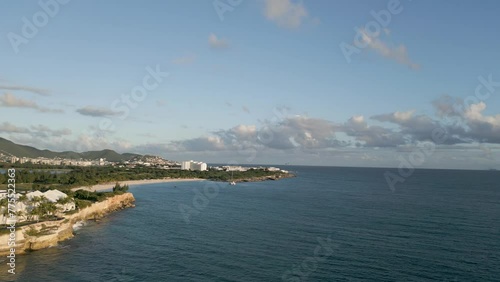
xmin=181 ymin=161 xmax=192 ymax=170
xmin=25 ymin=190 xmax=76 ymax=213
xmin=43 ymin=190 xmax=76 ymax=212
xmin=223 ymin=166 xmax=248 ymax=172
xmin=190 ymin=162 xmax=207 ymax=171
xmin=26 ymin=190 xmax=44 ymax=200
xmin=200 ymin=163 xmax=207 ymax=171
xmin=181 ymin=160 xmax=207 ymax=171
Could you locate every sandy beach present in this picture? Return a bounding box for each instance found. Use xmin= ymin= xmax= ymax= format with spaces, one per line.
xmin=71 ymin=178 xmax=206 ymax=192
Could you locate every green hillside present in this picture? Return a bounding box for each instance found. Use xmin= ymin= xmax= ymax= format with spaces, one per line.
xmin=0 ymin=137 xmax=140 ymax=161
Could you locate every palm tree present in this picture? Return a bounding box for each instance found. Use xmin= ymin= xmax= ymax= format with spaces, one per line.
xmin=28 ymin=196 xmax=45 ymax=222
xmin=32 ymin=196 xmax=58 ymax=220
xmin=18 ymin=194 xmax=27 ymax=203
xmin=16 ymin=210 xmax=25 ymax=222
xmin=56 ymin=196 xmax=73 ymax=213
xmin=43 ymin=202 xmax=58 ymax=219
xmin=29 ymin=196 xmax=42 ymax=207
xmin=28 ymin=208 xmax=40 ymax=222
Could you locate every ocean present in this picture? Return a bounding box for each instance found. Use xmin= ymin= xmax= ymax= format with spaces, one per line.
xmin=1 ymin=166 xmax=499 ymax=281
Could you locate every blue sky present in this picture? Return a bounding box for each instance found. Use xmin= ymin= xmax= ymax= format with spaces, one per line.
xmin=1 ymin=0 xmax=499 ymax=169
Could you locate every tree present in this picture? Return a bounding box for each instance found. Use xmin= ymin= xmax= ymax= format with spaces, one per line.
xmin=56 ymin=196 xmax=74 ymax=212
xmin=16 ymin=210 xmax=25 ymax=222
xmin=0 ymin=198 xmax=8 ymax=224
xmin=113 ymin=183 xmax=129 ymax=193
xmin=18 ymin=194 xmax=27 ymax=202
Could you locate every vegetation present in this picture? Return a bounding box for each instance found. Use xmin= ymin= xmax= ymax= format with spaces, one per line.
xmin=113 ymin=183 xmax=129 ymax=194
xmin=24 ymin=225 xmax=59 ymax=237
xmin=74 ymin=199 xmax=92 ymax=210
xmin=0 ymin=137 xmax=139 ymax=161
xmin=0 ymin=194 xmax=67 ymax=227
xmin=0 ymin=165 xmax=291 ymax=192
xmin=28 ymin=196 xmax=59 ymax=222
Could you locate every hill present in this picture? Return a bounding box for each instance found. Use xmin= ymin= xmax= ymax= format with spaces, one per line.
xmin=0 ymin=137 xmax=140 ymax=162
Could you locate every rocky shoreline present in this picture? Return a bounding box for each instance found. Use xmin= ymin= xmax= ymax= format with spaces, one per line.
xmin=0 ymin=193 xmax=135 ymax=256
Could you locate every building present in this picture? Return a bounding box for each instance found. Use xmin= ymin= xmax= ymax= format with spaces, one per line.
xmin=190 ymin=162 xmax=207 ymax=171
xmin=181 ymin=161 xmax=192 ymax=170
xmin=43 ymin=190 xmax=76 ymax=212
xmin=181 ymin=160 xmax=207 ymax=171
xmin=24 ymin=189 xmax=76 ymax=213
xmin=223 ymin=166 xmax=248 ymax=172
xmin=26 ymin=190 xmax=44 ymax=200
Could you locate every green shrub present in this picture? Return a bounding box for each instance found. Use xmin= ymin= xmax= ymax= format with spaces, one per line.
xmin=75 ymin=199 xmax=92 ymax=209
xmin=113 ymin=183 xmax=129 ymax=194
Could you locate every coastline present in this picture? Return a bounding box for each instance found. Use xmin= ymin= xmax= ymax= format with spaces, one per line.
xmin=71 ymin=178 xmax=206 ymax=192
xmin=0 ymin=174 xmax=295 ymax=257
xmin=0 ymin=193 xmax=136 ymax=256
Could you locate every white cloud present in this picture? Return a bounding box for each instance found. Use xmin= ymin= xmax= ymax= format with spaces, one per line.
xmin=0 ymin=93 xmax=63 ymax=113
xmin=263 ymin=0 xmax=309 ymax=29
xmin=464 ymin=102 xmax=500 ymax=126
xmin=359 ymin=29 xmax=419 ymax=70
xmin=208 ymin=33 xmax=229 ymax=49
xmin=30 ymin=125 xmax=72 ymax=138
xmin=0 ymin=122 xmax=29 ymax=134
xmin=76 ymin=106 xmax=120 ymax=117
xmin=372 ymin=110 xmax=415 ymax=123
xmin=0 ymin=92 xmax=37 ymax=108
xmin=0 ymin=123 xmax=72 ymax=146
xmin=173 ymin=136 xmax=227 ymax=152
xmin=0 ymin=85 xmax=49 ymax=96
xmin=343 ymin=115 xmax=407 ymax=147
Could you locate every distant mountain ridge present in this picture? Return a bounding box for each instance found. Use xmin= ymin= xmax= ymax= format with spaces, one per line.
xmin=0 ymin=137 xmax=141 ymax=162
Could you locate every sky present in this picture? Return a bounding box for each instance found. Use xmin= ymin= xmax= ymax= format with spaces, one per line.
xmin=0 ymin=0 xmax=499 ymax=169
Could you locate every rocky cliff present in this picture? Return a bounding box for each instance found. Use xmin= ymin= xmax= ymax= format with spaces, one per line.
xmin=0 ymin=192 xmax=135 ymax=256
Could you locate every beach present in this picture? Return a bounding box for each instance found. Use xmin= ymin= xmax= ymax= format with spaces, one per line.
xmin=71 ymin=178 xmax=205 ymax=192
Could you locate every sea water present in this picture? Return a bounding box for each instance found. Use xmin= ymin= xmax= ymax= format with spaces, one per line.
xmin=1 ymin=166 xmax=499 ymax=281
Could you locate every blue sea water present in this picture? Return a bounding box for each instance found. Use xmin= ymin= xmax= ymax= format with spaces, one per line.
xmin=0 ymin=166 xmax=499 ymax=281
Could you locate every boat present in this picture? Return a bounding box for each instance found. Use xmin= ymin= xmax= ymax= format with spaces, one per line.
xmin=229 ymin=171 xmax=236 ymax=186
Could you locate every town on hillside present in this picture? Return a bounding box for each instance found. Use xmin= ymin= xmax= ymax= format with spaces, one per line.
xmin=0 ymin=152 xmax=290 ymax=174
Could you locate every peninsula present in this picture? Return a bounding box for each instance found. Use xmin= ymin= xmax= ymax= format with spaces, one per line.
xmin=0 ymin=184 xmax=135 ymax=256
xmin=0 ymin=137 xmax=295 ymax=255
